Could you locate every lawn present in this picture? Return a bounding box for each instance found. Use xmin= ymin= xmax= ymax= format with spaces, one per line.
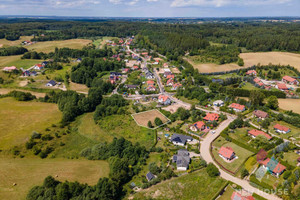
xmin=218 ymin=185 xmax=235 ymax=200
xmin=282 ymin=152 xmax=299 ymax=167
xmin=242 ymin=82 xmax=260 ymax=90
xmin=212 ymin=136 xmax=254 ymax=173
xmin=27 ymin=39 xmax=92 ymax=53
xmin=228 ymin=128 xmax=252 ymax=145
xmin=132 ymin=169 xmax=227 ymax=200
xmin=0 ymin=157 xmax=109 ymax=200
xmin=0 ymin=97 xmax=62 ymax=149
xmin=77 ymin=113 xmax=156 ymax=149
xmin=269 ymin=121 xmax=300 ymax=142
xmin=132 ymin=109 xmax=170 ymax=128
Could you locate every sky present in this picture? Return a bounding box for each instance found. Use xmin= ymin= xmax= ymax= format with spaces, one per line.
xmin=0 ymin=0 xmax=299 ymax=17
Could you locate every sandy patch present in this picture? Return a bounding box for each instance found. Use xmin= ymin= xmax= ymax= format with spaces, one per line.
xmin=162 ymin=103 xmax=188 ymax=113
xmin=19 ymin=81 xmax=28 ymax=87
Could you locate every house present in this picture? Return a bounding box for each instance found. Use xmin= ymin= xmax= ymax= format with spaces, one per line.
xmin=110 ymin=72 xmax=122 ymax=77
xmin=190 ymin=121 xmax=205 ymax=132
xmin=158 ymin=95 xmax=171 ymax=105
xmin=257 ymin=149 xmax=268 ymax=162
xmin=33 ymin=64 xmax=44 ymax=70
xmin=146 ymin=172 xmax=155 ymax=182
xmin=229 ymin=103 xmax=245 ymax=112
xmin=253 ymin=110 xmax=269 ymax=119
xmin=147 ymin=80 xmax=155 ymax=86
xmin=122 ymin=68 xmax=130 ymax=73
xmin=276 ymin=83 xmax=288 ymax=91
xmin=282 ymin=75 xmax=299 ymax=85
xmin=46 ymin=80 xmax=56 ymax=87
xmin=164 ymin=71 xmax=172 ymax=78
xmin=132 ymin=65 xmax=139 ymax=70
xmin=171 ymin=83 xmax=182 ymax=91
xmin=246 ymin=70 xmax=257 ymax=76
xmin=146 ymin=85 xmax=156 ymax=92
xmin=261 ymin=157 xmax=286 ymax=177
xmin=146 ymin=72 xmax=154 ymax=79
xmin=22 ymin=70 xmax=36 ymax=77
xmin=203 ymin=113 xmax=219 ymax=122
xmin=170 ymin=134 xmax=193 ymax=146
xmin=166 ymin=79 xmax=174 ymax=86
xmin=248 ymin=129 xmax=272 ymax=140
xmin=172 ymin=149 xmax=190 ymax=170
xmin=76 ymin=58 xmax=82 ymax=62
xmin=166 ymin=74 xmax=175 ymax=79
xmin=274 ymin=124 xmax=291 ymax=134
xmin=213 ymin=100 xmax=224 ymax=107
xmin=126 ymin=84 xmax=139 ymax=90
xmin=2 ymin=66 xmax=17 ymax=72
xmin=231 ymin=192 xmax=255 ymax=200
xmin=219 ymin=146 xmax=235 ymax=161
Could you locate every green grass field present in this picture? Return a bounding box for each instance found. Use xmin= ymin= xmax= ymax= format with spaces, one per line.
xmin=218 ymin=185 xmax=235 ymax=200
xmin=228 ymin=128 xmax=252 ymax=145
xmin=282 ymin=152 xmax=299 ymax=167
xmin=0 ymin=157 xmax=109 ymax=200
xmin=76 ymin=113 xmax=156 ymax=149
xmin=212 ymin=136 xmax=254 ymax=173
xmin=132 ymin=169 xmax=227 ymax=200
xmin=0 ymin=97 xmax=62 ymax=149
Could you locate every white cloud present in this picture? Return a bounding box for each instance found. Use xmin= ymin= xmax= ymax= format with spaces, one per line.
xmin=109 ymin=0 xmax=123 ymax=4
xmin=171 ymin=0 xmax=292 ymax=7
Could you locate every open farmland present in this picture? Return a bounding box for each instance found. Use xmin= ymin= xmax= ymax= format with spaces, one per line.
xmin=0 ymin=88 xmax=46 ymax=98
xmin=0 ymin=36 xmax=33 ymax=47
xmin=0 ymin=158 xmax=109 ymax=200
xmin=186 ymin=52 xmax=300 ymax=73
xmin=132 ymin=109 xmax=170 ymax=128
xmin=27 ymin=39 xmax=92 ymax=53
xmin=0 ymin=55 xmax=40 ymax=69
xmin=0 ymin=97 xmax=61 ymax=149
xmin=278 ymin=98 xmax=300 ymax=114
xmin=132 ymin=169 xmax=227 ymax=200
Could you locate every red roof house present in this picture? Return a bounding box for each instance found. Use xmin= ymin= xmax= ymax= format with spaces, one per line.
xmin=246 ymin=70 xmax=257 ymax=76
xmin=166 ymin=74 xmax=175 ymax=79
xmin=229 ymin=103 xmax=245 ymax=112
xmin=147 ymin=80 xmax=155 ymax=85
xmin=158 ymin=95 xmax=171 ymax=105
xmin=219 ymin=146 xmax=235 ymax=161
xmin=190 ymin=121 xmax=205 ymax=132
xmin=248 ymin=129 xmax=272 ymax=140
xmin=231 ymin=192 xmax=255 ymax=200
xmin=261 ymin=157 xmax=286 ymax=177
xmin=203 ymin=113 xmax=219 ymax=122
xmin=274 ymin=124 xmax=290 ymax=134
xmin=166 ymin=79 xmax=174 ymax=86
xmin=276 ymin=83 xmax=288 ymax=90
xmin=282 ymin=75 xmax=299 ymax=85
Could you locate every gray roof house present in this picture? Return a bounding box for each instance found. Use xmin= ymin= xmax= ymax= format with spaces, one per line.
xmin=170 ymin=134 xmax=193 ymax=146
xmin=46 ymin=80 xmax=56 ymax=87
xmin=146 ymin=172 xmax=155 ymax=182
xmin=172 ymin=149 xmax=190 ymax=171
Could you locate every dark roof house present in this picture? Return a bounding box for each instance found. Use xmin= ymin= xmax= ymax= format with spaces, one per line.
xmin=172 ymin=149 xmax=190 ymax=170
xmin=146 ymin=172 xmax=155 ymax=182
xmin=170 ymin=134 xmax=193 ymax=146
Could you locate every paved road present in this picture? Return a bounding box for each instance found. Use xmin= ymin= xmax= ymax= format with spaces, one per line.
xmin=200 ymin=118 xmax=282 ymax=200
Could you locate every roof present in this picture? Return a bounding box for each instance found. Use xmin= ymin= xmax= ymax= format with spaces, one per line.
xmin=248 ymin=129 xmax=272 ymax=140
xmin=3 ymin=66 xmax=17 ymax=71
xmin=274 ymin=124 xmax=290 ymax=132
xmin=213 ymin=100 xmax=224 ymax=105
xmin=147 ymin=80 xmax=155 ymax=85
xmin=229 ymin=103 xmax=245 ymax=111
xmin=219 ymin=146 xmax=235 ymax=159
xmin=146 ymin=172 xmax=155 ymax=181
xmin=263 ymin=157 xmax=286 ymax=174
xmin=158 ymin=95 xmax=169 ymax=102
xmin=127 ymin=84 xmax=138 ymax=89
xmin=35 ymin=64 xmax=43 ymax=68
xmin=193 ymin=121 xmax=205 ymax=130
xmin=171 ymin=134 xmax=193 ymax=145
xmin=277 ymin=83 xmax=288 ymax=90
xmin=166 ymin=79 xmax=174 ymax=84
xmin=173 ymin=149 xmax=190 ymax=168
xmin=253 ymin=110 xmax=268 ymax=118
xmin=203 ymin=113 xmax=219 ymax=121
xmin=231 ymin=192 xmax=255 ymax=200
xmin=246 ymin=70 xmax=257 ymax=75
xmin=282 ymin=75 xmax=296 ymax=83
xmin=48 ymin=80 xmax=56 ymax=85
xmin=166 ymin=74 xmax=175 ymax=79
xmin=254 ymin=77 xmax=261 ymax=83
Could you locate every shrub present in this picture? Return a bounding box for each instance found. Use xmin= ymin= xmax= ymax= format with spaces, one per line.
xmin=206 ymin=163 xmax=220 ymax=177
xmin=31 ymin=131 xmax=41 ymax=139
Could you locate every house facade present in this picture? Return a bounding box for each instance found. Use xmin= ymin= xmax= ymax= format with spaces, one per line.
xmin=190 ymin=121 xmax=205 ymax=132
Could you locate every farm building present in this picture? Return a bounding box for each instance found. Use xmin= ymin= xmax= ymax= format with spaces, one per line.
xmin=282 ymin=75 xmax=299 ymax=85
xmin=253 ymin=110 xmax=269 ymax=119
xmin=170 ymin=134 xmax=193 ymax=146
xmin=190 ymin=121 xmax=205 ymax=132
xmin=229 ymin=103 xmax=245 ymax=112
xmin=172 ymin=149 xmax=190 ymax=171
xmin=219 ymin=146 xmax=235 ymax=161
xmin=274 ymin=124 xmax=290 ymax=134
xmin=247 ymin=129 xmax=272 ymax=140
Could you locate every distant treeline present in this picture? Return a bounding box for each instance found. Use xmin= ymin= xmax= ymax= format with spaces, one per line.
xmin=0 ymin=46 xmax=28 ymax=56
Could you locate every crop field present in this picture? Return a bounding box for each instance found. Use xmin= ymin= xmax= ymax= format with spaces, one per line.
xmin=0 ymin=36 xmax=33 ymax=47
xmin=0 ymin=157 xmax=109 ymax=200
xmin=132 ymin=109 xmax=170 ymax=128
xmin=132 ymin=169 xmax=227 ymax=200
xmin=0 ymin=97 xmax=61 ymax=149
xmin=278 ymin=98 xmax=300 ymax=114
xmin=27 ymin=39 xmax=92 ymax=53
xmin=0 ymin=88 xmax=46 ymax=98
xmin=186 ymin=52 xmax=300 ymax=73
xmin=77 ymin=113 xmax=156 ymax=149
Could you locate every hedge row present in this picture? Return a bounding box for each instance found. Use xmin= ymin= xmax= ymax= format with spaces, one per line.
xmin=249 ymin=174 xmax=273 ymax=191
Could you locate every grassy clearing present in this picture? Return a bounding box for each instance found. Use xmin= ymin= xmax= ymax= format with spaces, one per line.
xmin=69 ymin=81 xmax=89 ymax=93
xmin=278 ymin=99 xmax=300 ymax=114
xmin=212 ymin=136 xmax=254 ymax=173
xmin=228 ymin=128 xmax=252 ymax=145
xmin=0 ymin=36 xmax=33 ymax=47
xmin=218 ymin=185 xmax=235 ymax=200
xmin=132 ymin=109 xmax=170 ymax=128
xmin=0 ymin=157 xmax=109 ymax=200
xmin=0 ymin=97 xmax=61 ymax=149
xmin=282 ymin=152 xmax=299 ymax=167
xmin=132 ymin=169 xmax=227 ymax=200
xmin=27 ymin=39 xmax=92 ymax=53
xmin=77 ymin=113 xmax=156 ymax=149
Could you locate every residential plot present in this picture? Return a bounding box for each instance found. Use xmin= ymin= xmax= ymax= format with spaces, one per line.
xmin=0 ymin=158 xmax=109 ymax=200
xmin=132 ymin=109 xmax=170 ymax=128
xmin=269 ymin=121 xmax=300 ymax=142
xmin=0 ymin=97 xmax=62 ymax=149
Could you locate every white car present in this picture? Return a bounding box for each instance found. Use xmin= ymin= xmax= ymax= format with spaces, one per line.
xmin=211 ymin=130 xmax=216 ymax=134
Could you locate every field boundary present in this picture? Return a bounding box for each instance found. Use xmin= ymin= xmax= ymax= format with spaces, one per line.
xmin=131 ymin=109 xmax=171 ymax=130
